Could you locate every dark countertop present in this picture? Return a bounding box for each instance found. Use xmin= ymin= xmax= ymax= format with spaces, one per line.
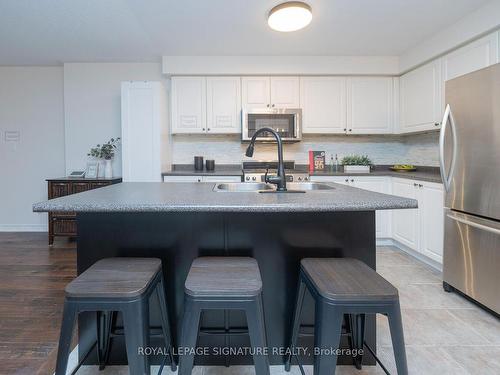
xmin=162 ymin=164 xmax=442 ymax=183
xmin=162 ymin=164 xmax=242 ymax=176
xmin=33 ymin=182 xmax=417 ymax=213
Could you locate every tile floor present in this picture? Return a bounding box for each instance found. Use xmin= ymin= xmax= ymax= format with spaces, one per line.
xmin=73 ymin=246 xmax=500 ymax=375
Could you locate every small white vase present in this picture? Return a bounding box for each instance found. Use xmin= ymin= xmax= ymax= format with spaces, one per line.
xmin=104 ymin=159 xmax=113 ymax=178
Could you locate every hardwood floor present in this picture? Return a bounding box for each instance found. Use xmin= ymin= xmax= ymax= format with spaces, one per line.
xmin=0 ymin=232 xmax=76 ymax=375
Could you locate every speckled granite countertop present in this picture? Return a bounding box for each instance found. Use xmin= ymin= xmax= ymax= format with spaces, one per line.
xmin=162 ymin=164 xmax=441 ymax=183
xmin=33 ymin=182 xmax=417 ymax=213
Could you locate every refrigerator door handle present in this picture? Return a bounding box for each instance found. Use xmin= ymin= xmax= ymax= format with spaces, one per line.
xmin=439 ymin=104 xmax=458 ymax=191
xmin=447 ymin=211 xmax=500 ymax=236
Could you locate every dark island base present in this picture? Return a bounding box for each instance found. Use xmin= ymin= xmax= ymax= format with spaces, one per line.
xmin=76 ymin=211 xmax=377 ymax=366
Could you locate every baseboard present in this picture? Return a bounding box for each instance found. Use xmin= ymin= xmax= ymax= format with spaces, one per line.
xmin=388 ymin=239 xmax=443 ymax=272
xmin=0 ymin=224 xmax=47 ymax=232
xmin=376 ymin=238 xmax=393 ymax=246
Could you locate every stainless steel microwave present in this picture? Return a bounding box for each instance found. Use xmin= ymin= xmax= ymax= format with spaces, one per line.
xmin=242 ymin=108 xmax=302 ymax=142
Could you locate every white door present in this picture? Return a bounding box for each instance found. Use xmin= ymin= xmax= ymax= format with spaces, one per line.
xmin=206 ymin=77 xmax=241 ymax=134
xmin=300 ymin=77 xmax=347 ymax=134
xmin=443 ymin=32 xmax=499 ymax=81
xmin=400 ymin=60 xmax=442 ymax=133
xmin=419 ymin=182 xmax=444 ymax=263
xmin=242 ymin=77 xmax=271 ymax=109
xmin=171 ymin=77 xmax=206 ymax=134
xmin=392 ymin=178 xmax=419 ymax=249
xmin=121 ymin=81 xmax=165 ymax=182
xmin=352 ymin=177 xmax=392 ymax=238
xmin=347 ymin=77 xmax=393 ymax=134
xmin=270 ymin=77 xmax=300 ymax=108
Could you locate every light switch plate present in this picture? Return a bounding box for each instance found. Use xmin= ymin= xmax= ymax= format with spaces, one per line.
xmin=4 ymin=130 xmax=20 ymax=143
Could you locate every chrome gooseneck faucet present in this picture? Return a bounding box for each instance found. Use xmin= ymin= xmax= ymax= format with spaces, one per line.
xmin=245 ymin=127 xmax=287 ymax=191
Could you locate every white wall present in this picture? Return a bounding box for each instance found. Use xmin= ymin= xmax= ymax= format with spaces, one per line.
xmin=63 ymin=62 xmax=164 ymax=176
xmin=0 ymin=67 xmax=65 ymax=231
xmin=171 ymin=133 xmax=439 ymax=167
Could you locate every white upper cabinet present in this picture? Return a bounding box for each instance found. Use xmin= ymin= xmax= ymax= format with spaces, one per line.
xmin=171 ymin=77 xmax=206 ymax=134
xmin=242 ymin=76 xmax=299 ymax=109
xmin=443 ymin=32 xmax=499 ymax=82
xmin=206 ymin=77 xmax=241 ymax=134
xmin=270 ymin=77 xmax=300 ymax=108
xmin=399 ymin=59 xmax=443 ymax=133
xmin=347 ymin=77 xmax=394 ymax=134
xmin=300 ymin=77 xmax=347 ymax=134
xmin=241 ymin=77 xmax=270 ymax=109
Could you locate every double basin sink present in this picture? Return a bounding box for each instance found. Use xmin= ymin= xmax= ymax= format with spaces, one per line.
xmin=213 ymin=182 xmax=335 ymax=193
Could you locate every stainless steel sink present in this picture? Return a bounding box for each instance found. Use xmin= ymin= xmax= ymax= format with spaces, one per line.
xmin=286 ymin=182 xmax=335 ymax=190
xmin=213 ymin=183 xmax=273 ymax=192
xmin=213 ymin=182 xmax=335 ymax=192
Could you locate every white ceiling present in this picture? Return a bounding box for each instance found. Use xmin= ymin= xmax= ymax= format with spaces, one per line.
xmin=0 ymin=0 xmax=491 ymax=65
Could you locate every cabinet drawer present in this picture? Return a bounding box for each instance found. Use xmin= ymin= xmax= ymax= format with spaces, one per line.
xmin=90 ymin=182 xmax=111 ymax=189
xmin=50 ymin=183 xmax=71 ymax=198
xmin=52 ymin=218 xmax=77 ymax=235
xmin=72 ymin=182 xmax=92 ymax=194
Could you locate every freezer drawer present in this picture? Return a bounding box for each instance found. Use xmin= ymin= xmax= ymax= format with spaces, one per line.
xmin=443 ymin=209 xmax=500 ymax=313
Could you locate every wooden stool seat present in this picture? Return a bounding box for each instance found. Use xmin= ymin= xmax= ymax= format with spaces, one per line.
xmin=300 ymin=258 xmax=398 ymax=302
xmin=185 ymin=257 xmax=262 ymax=297
xmin=65 ymin=258 xmax=162 ymax=298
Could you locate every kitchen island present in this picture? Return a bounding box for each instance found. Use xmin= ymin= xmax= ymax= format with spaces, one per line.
xmin=33 ymin=182 xmax=417 ymax=367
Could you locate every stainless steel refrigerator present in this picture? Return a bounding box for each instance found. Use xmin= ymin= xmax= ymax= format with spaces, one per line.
xmin=440 ymin=63 xmax=500 ymax=314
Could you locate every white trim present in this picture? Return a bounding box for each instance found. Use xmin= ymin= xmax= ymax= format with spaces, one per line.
xmin=388 ymin=238 xmax=443 ymax=272
xmin=0 ymin=224 xmax=47 ymax=232
xmin=162 ymin=56 xmax=400 ymax=76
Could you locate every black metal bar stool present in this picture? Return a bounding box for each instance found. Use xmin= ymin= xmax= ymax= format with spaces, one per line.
xmin=54 ymin=257 xmax=176 ymax=375
xmin=178 ymin=257 xmax=270 ymax=375
xmin=285 ymin=258 xmax=408 ymax=375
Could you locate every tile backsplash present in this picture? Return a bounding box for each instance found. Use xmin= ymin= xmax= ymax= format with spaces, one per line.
xmin=171 ymin=132 xmax=439 ymax=166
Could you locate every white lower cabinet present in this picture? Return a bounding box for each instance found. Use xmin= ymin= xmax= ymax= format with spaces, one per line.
xmin=310 ymin=175 xmax=392 ymax=238
xmin=163 ymin=175 xmax=241 ymax=183
xmin=391 ymin=178 xmax=444 ymax=263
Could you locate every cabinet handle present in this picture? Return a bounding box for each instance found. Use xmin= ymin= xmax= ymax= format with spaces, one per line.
xmin=267 ymin=104 xmax=270 ymax=108
xmin=351 ymin=179 xmax=354 ymax=182
xmin=272 ymin=104 xmax=275 ymax=107
xmin=345 ymin=179 xmax=349 ymax=182
xmin=419 ymin=184 xmax=423 ymax=188
xmin=344 ymin=128 xmax=347 ymax=132
xmin=414 ymin=183 xmax=418 ymax=187
xmin=202 ymin=128 xmax=205 ymax=131
xmin=349 ymin=129 xmax=352 ymax=132
xmin=207 ymin=128 xmax=210 ymax=131
xmin=434 ymin=122 xmax=440 ymax=126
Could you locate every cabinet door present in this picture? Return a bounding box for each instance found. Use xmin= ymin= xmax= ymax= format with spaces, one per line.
xmin=49 ymin=182 xmax=70 ymax=198
xmin=203 ymin=176 xmax=242 ymax=183
xmin=400 ymin=60 xmax=442 ymax=133
xmin=300 ymin=77 xmax=347 ymax=134
xmin=347 ymin=77 xmax=393 ymax=134
xmin=443 ymin=33 xmax=499 ymax=81
xmin=206 ymin=77 xmax=241 ymax=134
xmin=242 ymin=77 xmax=270 ymax=109
xmin=171 ymin=77 xmax=206 ymax=134
xmin=309 ymin=176 xmax=350 ymax=185
xmin=71 ymin=182 xmax=91 ymax=194
xmin=352 ymin=177 xmax=392 ymax=238
xmin=163 ymin=176 xmax=203 ymax=183
xmin=392 ymin=178 xmax=419 ymax=249
xmin=419 ymin=182 xmax=444 ymax=263
xmin=270 ymin=77 xmax=300 ymax=108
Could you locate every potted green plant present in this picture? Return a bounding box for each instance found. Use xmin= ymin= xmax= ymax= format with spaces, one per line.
xmin=88 ymin=138 xmax=121 ymax=178
xmin=341 ymin=155 xmax=372 ymax=173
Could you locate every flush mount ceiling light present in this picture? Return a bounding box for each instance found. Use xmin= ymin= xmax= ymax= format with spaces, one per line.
xmin=268 ymin=2 xmax=312 ymax=32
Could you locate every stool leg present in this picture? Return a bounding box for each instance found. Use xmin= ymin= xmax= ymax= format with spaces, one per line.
xmin=123 ymin=299 xmax=150 ymax=375
xmin=314 ymin=300 xmax=342 ymax=375
xmin=55 ymin=299 xmax=78 ymax=375
xmin=285 ymin=276 xmax=306 ymax=372
xmin=178 ymin=297 xmax=201 ymax=375
xmin=96 ymin=310 xmax=114 ymax=370
xmin=348 ymin=313 xmax=365 ymax=369
xmin=387 ymin=301 xmax=408 ymax=375
xmin=156 ymin=277 xmax=177 ymax=371
xmin=246 ymin=294 xmax=270 ymax=375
